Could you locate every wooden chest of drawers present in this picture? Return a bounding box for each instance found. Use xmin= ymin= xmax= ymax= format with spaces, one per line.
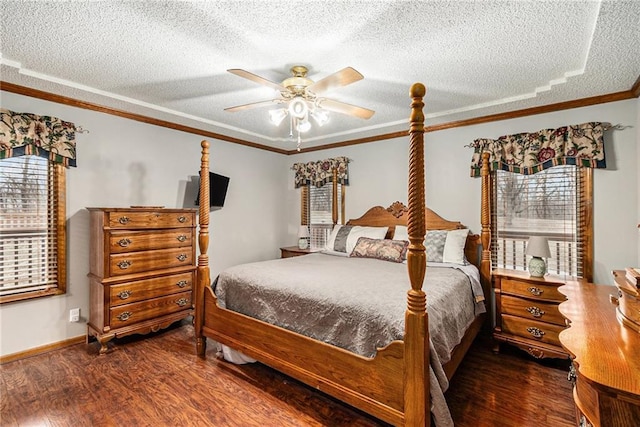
xmin=493 ymin=268 xmax=573 ymax=359
xmin=87 ymin=207 xmax=196 ymax=354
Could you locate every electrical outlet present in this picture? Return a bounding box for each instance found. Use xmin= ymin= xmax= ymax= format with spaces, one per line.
xmin=69 ymin=308 xmax=80 ymax=322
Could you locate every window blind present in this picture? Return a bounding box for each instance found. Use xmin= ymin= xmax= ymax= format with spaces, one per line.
xmin=307 ymin=184 xmax=342 ymax=250
xmin=0 ymin=156 xmax=59 ymax=297
xmin=491 ymin=165 xmax=587 ymax=278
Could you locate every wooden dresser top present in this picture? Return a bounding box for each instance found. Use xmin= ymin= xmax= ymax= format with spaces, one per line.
xmin=558 ymin=281 xmax=640 ymax=400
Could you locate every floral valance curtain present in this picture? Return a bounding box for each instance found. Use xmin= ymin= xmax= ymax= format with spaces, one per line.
xmin=293 ymin=156 xmax=349 ymax=188
xmin=0 ymin=108 xmax=77 ymax=167
xmin=469 ymin=122 xmax=609 ymax=177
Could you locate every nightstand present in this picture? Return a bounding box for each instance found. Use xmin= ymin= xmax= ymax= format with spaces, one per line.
xmin=280 ymin=246 xmax=315 ymax=258
xmin=492 ymin=268 xmax=574 ymax=359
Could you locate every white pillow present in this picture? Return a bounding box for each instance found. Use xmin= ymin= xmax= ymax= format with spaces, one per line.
xmin=393 ymin=225 xmax=409 ymax=241
xmin=442 ymin=228 xmax=469 ymax=264
xmin=324 ymin=225 xmax=388 ymax=255
xmin=396 ymin=226 xmax=469 ymax=264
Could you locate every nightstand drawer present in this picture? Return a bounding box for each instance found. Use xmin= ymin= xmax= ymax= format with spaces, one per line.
xmin=501 ymin=295 xmax=565 ymax=326
xmin=109 ymin=229 xmax=193 ymax=253
xmin=109 ymin=272 xmax=194 ymax=306
xmin=501 ymin=314 xmax=564 ymax=347
xmin=109 ymin=291 xmax=192 ymax=328
xmin=502 ymin=278 xmax=564 ymax=302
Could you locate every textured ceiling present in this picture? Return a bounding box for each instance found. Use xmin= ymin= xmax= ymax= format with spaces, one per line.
xmin=1 ymin=1 xmax=639 ymax=151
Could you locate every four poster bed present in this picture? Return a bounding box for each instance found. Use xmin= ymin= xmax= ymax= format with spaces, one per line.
xmin=193 ymin=84 xmax=493 ymax=426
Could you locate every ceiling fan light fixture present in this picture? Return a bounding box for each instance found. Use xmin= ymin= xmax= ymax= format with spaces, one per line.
xmin=269 ymin=108 xmax=288 ymax=126
xmin=288 ymin=97 xmax=308 ymax=119
xmin=296 ymin=118 xmax=312 ymax=133
xmin=311 ymin=109 xmax=329 ymax=127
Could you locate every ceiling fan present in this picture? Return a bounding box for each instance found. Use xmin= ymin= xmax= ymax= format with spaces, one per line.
xmin=224 ymin=65 xmax=375 ymax=123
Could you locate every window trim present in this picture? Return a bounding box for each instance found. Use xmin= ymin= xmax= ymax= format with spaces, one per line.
xmin=0 ymin=162 xmax=67 ymax=304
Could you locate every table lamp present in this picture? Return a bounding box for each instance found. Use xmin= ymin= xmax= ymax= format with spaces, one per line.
xmin=298 ymin=225 xmax=310 ymax=249
xmin=526 ymin=236 xmax=551 ymax=277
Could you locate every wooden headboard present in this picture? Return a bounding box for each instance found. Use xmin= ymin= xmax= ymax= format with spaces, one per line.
xmin=347 ymin=201 xmax=482 ymax=269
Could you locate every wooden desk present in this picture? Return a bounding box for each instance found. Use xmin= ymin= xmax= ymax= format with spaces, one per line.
xmin=558 ymin=281 xmax=640 ymax=426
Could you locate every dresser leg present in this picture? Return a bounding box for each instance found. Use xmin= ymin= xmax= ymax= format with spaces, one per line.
xmin=492 ymin=341 xmax=501 ymax=354
xmin=97 ymin=334 xmax=115 ymax=355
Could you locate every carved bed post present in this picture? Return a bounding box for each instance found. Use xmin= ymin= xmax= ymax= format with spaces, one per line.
xmin=332 ymin=168 xmax=339 ymax=225
xmin=479 ymin=152 xmax=492 ymax=327
xmin=404 ymin=83 xmax=429 ymax=426
xmin=195 ymin=140 xmax=210 ymax=357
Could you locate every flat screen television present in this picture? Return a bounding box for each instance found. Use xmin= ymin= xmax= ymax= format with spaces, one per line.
xmin=194 ymin=172 xmax=230 ymax=209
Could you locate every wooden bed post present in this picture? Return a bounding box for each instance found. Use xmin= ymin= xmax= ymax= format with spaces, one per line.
xmin=332 ymin=168 xmax=339 ymax=225
xmin=479 ymin=152 xmax=492 ymax=327
xmin=195 ymin=140 xmax=210 ymax=357
xmin=404 ymin=83 xmax=429 ymax=426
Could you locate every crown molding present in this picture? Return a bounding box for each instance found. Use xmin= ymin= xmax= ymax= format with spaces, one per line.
xmin=0 ymin=81 xmax=288 ymax=155
xmin=2 ymin=77 xmax=638 ymax=157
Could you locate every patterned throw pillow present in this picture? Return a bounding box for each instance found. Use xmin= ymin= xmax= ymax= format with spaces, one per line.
xmin=349 ymin=237 xmax=409 ymax=263
xmin=425 ymin=230 xmax=448 ymax=262
xmin=324 ymin=225 xmax=388 ymax=255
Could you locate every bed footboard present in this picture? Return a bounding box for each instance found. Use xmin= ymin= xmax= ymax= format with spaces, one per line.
xmin=203 ymin=287 xmax=406 ymax=426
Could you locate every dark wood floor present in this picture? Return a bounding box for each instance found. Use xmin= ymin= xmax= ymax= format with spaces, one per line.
xmin=0 ymin=321 xmax=575 ymax=426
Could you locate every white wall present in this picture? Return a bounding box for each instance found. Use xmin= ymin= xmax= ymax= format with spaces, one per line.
xmin=288 ymin=99 xmax=639 ymax=285
xmin=0 ymin=91 xmax=289 ymax=356
xmin=1 ymin=91 xmax=637 ymax=357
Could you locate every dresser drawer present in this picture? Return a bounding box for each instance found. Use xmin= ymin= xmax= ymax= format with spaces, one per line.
xmin=502 ymin=278 xmax=564 ymax=302
xmin=108 ymin=211 xmax=194 ymax=229
xmin=501 ymin=314 xmax=565 ymax=347
xmin=109 ymin=272 xmax=194 ymax=306
xmin=109 ymin=291 xmax=192 ymax=328
xmin=109 ymin=229 xmax=193 ymax=253
xmin=109 ymin=247 xmax=194 ymax=276
xmin=501 ymin=295 xmax=565 ymax=326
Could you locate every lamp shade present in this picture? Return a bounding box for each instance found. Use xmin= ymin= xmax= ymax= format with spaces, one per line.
xmin=298 ymin=225 xmax=310 ymax=238
xmin=525 ymin=236 xmax=551 ymax=258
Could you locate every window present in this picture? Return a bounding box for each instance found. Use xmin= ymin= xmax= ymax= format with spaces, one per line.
xmin=0 ymin=155 xmax=67 ymax=303
xmin=301 ymin=183 xmax=344 ymax=250
xmin=491 ymin=165 xmax=592 ymax=280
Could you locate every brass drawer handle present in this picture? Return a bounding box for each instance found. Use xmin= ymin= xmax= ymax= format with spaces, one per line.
xmin=526 ymin=306 xmax=545 ymax=318
xmin=118 ymin=216 xmax=130 ymax=225
xmin=527 ymin=286 xmax=543 ymax=296
xmin=117 ymin=290 xmax=132 ymax=300
xmin=117 ymin=260 xmax=132 ymax=269
xmin=117 ymin=311 xmax=132 ymax=322
xmin=177 ymin=216 xmax=187 ymax=223
xmin=176 ymin=254 xmax=187 ymax=262
xmin=177 ymin=235 xmax=187 ymax=242
xmin=176 ymin=298 xmax=189 ymax=307
xmin=526 ymin=326 xmax=545 ymax=338
xmin=117 ymin=238 xmax=132 ymax=248
xmin=176 ymin=280 xmax=188 ymax=288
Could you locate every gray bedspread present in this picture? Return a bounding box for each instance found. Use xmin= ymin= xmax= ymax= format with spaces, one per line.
xmin=213 ymin=252 xmax=486 ymax=426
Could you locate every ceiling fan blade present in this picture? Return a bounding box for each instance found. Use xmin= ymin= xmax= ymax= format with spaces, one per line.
xmin=227 ymin=69 xmax=285 ymax=92
xmin=318 ymin=98 xmax=375 ymax=120
xmin=224 ymin=99 xmax=284 ymax=112
xmin=307 ymin=67 xmax=364 ymax=95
